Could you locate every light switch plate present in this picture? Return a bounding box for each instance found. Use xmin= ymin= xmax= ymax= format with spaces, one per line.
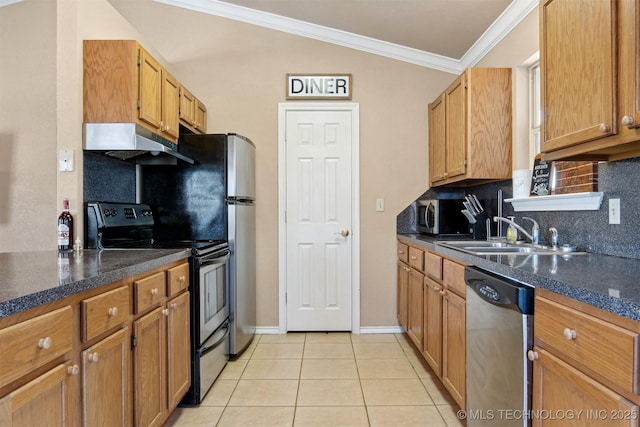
xmin=59 ymin=149 xmax=74 ymax=172
xmin=609 ymin=198 xmax=620 ymax=224
xmin=375 ymin=198 xmax=384 ymax=212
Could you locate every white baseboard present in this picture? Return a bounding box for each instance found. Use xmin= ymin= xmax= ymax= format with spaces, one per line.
xmin=358 ymin=326 xmax=405 ymax=334
xmin=254 ymin=326 xmax=404 ymax=335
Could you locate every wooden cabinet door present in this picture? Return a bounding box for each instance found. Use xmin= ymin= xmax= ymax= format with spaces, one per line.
xmin=138 ymin=47 xmax=163 ymax=131
xmin=179 ymin=85 xmax=196 ymax=128
xmin=0 ymin=364 xmax=72 ymax=427
xmin=428 ymin=93 xmax=447 ymax=184
xmin=422 ymin=276 xmax=443 ymax=377
xmin=541 ymin=0 xmax=616 ymax=152
xmin=134 ymin=307 xmax=166 ymax=427
xmin=407 ymin=268 xmax=424 ymax=349
xmin=618 ymin=0 xmax=640 ymax=134
xmin=195 ymin=100 xmax=207 ymax=133
xmin=445 ymin=73 xmax=467 ymax=180
xmin=442 ymin=290 xmax=465 ymax=409
xmin=82 ymin=328 xmax=130 ymax=427
xmin=397 ymin=261 xmax=410 ymax=330
xmin=167 ymin=292 xmax=191 ymax=409
xmin=532 ymin=347 xmax=639 ymax=427
xmin=161 ymin=70 xmax=180 ymax=140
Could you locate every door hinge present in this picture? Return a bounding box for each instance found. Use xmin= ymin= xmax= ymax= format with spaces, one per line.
xmin=131 ymin=335 xmax=137 ymax=350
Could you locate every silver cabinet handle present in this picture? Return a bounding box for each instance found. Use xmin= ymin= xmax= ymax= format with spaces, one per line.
xmin=334 ymin=229 xmax=350 ymax=237
xmin=622 ymin=116 xmax=635 ymax=127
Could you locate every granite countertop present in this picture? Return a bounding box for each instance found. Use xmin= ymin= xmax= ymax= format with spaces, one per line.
xmin=0 ymin=249 xmax=190 ymax=319
xmin=398 ymin=233 xmax=640 ymax=323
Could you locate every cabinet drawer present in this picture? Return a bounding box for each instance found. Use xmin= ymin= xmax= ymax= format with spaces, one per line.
xmin=0 ymin=306 xmax=72 ymax=389
xmin=442 ymin=259 xmax=465 ymax=298
xmin=167 ymin=262 xmax=189 ymax=297
xmin=535 ymin=297 xmax=639 ymax=395
xmin=408 ymin=247 xmax=424 ymax=271
xmin=82 ymin=286 xmax=130 ymax=342
xmin=424 ymin=251 xmax=442 ymax=281
xmin=397 ymin=242 xmax=409 ymax=264
xmin=134 ymin=272 xmax=167 ymax=314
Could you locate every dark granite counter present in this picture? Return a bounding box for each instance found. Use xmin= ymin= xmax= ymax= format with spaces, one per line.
xmin=398 ymin=233 xmax=640 ymax=323
xmin=0 ymin=249 xmax=190 ymax=319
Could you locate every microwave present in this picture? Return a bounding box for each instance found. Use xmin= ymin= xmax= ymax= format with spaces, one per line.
xmin=416 ymin=199 xmax=471 ymax=236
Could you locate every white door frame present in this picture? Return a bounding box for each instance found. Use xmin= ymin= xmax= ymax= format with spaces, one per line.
xmin=278 ymin=102 xmax=360 ymax=334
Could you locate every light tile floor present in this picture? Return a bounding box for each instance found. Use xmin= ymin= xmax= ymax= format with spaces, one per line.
xmin=165 ymin=333 xmax=465 ymax=427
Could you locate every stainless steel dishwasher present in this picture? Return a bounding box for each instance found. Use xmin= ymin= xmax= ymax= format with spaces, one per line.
xmin=465 ymin=266 xmax=534 ymax=427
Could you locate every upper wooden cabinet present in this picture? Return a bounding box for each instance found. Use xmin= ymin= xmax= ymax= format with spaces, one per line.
xmin=541 ymin=0 xmax=640 ymax=161
xmin=84 ymin=40 xmax=206 ymax=143
xmin=428 ymin=67 xmax=512 ymax=187
xmin=179 ymin=85 xmax=208 ymax=134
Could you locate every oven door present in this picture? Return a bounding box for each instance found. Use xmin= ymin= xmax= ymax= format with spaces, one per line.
xmin=198 ymin=250 xmax=230 ymax=344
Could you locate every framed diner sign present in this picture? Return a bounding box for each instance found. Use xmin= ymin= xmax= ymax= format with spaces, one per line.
xmin=286 ymin=74 xmax=352 ymax=100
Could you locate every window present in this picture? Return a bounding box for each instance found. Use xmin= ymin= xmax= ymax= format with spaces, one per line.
xmin=529 ymin=62 xmax=541 ymax=161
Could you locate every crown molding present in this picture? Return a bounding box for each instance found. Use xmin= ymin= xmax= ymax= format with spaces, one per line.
xmin=156 ymin=0 xmax=539 ymax=74
xmin=0 ymin=0 xmax=24 ymax=7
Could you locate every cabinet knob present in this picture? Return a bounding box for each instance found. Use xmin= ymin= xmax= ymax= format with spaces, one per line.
xmin=108 ymin=307 xmax=118 ymax=317
xmin=622 ymin=116 xmax=635 ymax=127
xmin=410 ymin=256 xmax=417 ymax=260
xmin=171 ymin=302 xmax=178 ymax=310
xmin=563 ymin=328 xmax=577 ymax=340
xmin=151 ymin=288 xmax=159 ymax=296
xmin=179 ymin=275 xmax=186 ymax=284
xmin=88 ymin=352 xmax=99 ymax=363
xmin=38 ymin=337 xmax=52 ymax=349
xmin=599 ymin=123 xmax=611 ymax=133
xmin=439 ymin=290 xmax=445 ymax=296
xmin=67 ymin=364 xmax=80 ymax=376
xmin=399 ymin=250 xmax=405 ymax=254
xmin=527 ymin=350 xmax=539 ymax=361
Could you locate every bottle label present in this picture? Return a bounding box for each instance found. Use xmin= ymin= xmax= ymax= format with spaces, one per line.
xmin=57 ymin=224 xmax=70 ymax=245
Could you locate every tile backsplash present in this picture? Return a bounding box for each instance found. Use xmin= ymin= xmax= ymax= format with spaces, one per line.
xmin=398 ymin=158 xmax=640 ymax=260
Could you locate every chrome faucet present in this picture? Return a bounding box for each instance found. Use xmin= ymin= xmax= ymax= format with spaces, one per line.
xmin=493 ymin=216 xmax=541 ymax=244
xmin=549 ymin=227 xmax=559 ymax=248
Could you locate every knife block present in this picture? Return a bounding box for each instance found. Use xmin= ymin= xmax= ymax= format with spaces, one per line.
xmin=471 ymin=211 xmax=489 ymax=239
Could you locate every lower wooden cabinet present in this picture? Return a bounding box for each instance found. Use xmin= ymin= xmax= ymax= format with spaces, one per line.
xmin=407 ymin=267 xmax=424 ymax=348
xmin=167 ymin=292 xmax=191 ymax=409
xmin=531 ymin=347 xmax=639 ymax=427
xmin=442 ymin=289 xmax=465 ymax=407
xmin=134 ymin=306 xmax=166 ymax=427
xmin=82 ymin=327 xmax=130 ymax=427
xmin=0 ymin=259 xmax=191 ymax=427
xmin=422 ymin=276 xmax=443 ymax=376
xmin=397 ymin=261 xmax=410 ymax=330
xmin=396 ymin=240 xmax=467 ymax=410
xmin=134 ymin=292 xmax=191 ymax=427
xmin=0 ymin=363 xmax=75 ymax=427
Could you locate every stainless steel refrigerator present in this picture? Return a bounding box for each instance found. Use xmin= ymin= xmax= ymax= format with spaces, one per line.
xmin=142 ymin=133 xmax=256 ymax=357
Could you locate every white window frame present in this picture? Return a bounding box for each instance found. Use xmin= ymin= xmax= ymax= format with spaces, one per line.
xmin=529 ymin=61 xmax=541 ymax=162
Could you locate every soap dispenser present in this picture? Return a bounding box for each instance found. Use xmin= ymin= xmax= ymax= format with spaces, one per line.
xmin=506 ymin=216 xmax=518 ymax=243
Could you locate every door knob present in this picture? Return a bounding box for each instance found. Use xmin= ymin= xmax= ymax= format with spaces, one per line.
xmin=334 ymin=229 xmax=350 ymax=237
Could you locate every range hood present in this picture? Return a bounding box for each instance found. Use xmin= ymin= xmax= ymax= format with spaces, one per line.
xmin=83 ymin=123 xmax=195 ymax=165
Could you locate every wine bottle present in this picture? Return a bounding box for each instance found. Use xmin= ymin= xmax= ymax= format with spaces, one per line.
xmin=57 ymin=199 xmax=73 ymax=252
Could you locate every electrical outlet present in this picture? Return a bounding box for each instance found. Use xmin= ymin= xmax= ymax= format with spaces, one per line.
xmin=375 ymin=198 xmax=385 ymax=212
xmin=609 ymin=198 xmax=620 ymax=224
xmin=59 ymin=149 xmax=74 ymax=172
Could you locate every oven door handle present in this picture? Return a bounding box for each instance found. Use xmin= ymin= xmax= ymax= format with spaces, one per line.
xmin=200 ymin=322 xmax=230 ymax=356
xmin=200 ymin=251 xmax=231 ymax=267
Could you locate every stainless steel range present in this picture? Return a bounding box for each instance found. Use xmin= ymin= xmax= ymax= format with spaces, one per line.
xmin=85 ymin=201 xmax=230 ymax=405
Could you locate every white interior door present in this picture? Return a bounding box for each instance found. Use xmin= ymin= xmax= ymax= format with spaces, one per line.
xmin=281 ymin=105 xmax=358 ymax=331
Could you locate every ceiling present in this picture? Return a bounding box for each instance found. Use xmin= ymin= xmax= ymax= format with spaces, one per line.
xmin=142 ymin=0 xmax=538 ymax=73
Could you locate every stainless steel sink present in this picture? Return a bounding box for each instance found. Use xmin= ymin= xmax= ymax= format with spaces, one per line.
xmin=436 ymin=240 xmax=584 ymax=256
